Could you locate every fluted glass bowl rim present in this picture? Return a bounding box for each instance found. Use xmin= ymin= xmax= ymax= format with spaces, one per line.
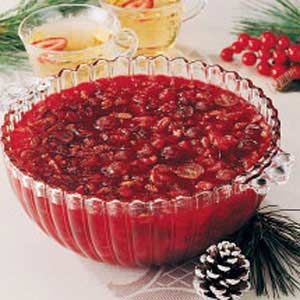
xmin=1 ymin=55 xmax=281 ymax=206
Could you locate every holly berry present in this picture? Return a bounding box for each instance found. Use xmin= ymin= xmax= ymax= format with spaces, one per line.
xmin=257 ymin=62 xmax=272 ymax=76
xmin=220 ymin=48 xmax=234 ymax=62
xmin=288 ymin=44 xmax=300 ymax=62
xmin=277 ymin=35 xmax=290 ymax=50
xmin=231 ymin=41 xmax=244 ymax=54
xmin=242 ymin=52 xmax=257 ymax=66
xmin=271 ymin=65 xmax=288 ymax=79
xmin=260 ymin=31 xmax=277 ymax=49
xmin=273 ymin=50 xmax=288 ymax=65
xmin=238 ymin=33 xmax=251 ymax=47
xmin=248 ymin=38 xmax=261 ymax=51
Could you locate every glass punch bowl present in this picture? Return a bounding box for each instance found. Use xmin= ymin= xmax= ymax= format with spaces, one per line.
xmin=0 ymin=56 xmax=293 ymax=267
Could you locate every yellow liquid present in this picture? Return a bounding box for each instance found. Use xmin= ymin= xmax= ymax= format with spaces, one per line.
xmin=28 ymin=18 xmax=112 ymax=77
xmin=105 ymin=0 xmax=182 ymax=56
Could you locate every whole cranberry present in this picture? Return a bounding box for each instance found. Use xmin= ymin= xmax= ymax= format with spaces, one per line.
xmin=231 ymin=41 xmax=244 ymax=54
xmin=220 ymin=47 xmax=234 ymax=62
xmin=260 ymin=31 xmax=277 ymax=49
xmin=273 ymin=50 xmax=288 ymax=65
xmin=271 ymin=65 xmax=288 ymax=79
xmin=242 ymin=52 xmax=257 ymax=66
xmin=248 ymin=38 xmax=261 ymax=51
xmin=238 ymin=32 xmax=251 ymax=47
xmin=258 ymin=48 xmax=272 ymax=62
xmin=257 ymin=62 xmax=272 ymax=76
xmin=288 ymin=44 xmax=300 ymax=62
xmin=276 ymin=35 xmax=290 ymax=50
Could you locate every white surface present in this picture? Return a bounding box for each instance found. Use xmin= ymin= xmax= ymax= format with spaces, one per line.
xmin=0 ymin=1 xmax=299 ymax=300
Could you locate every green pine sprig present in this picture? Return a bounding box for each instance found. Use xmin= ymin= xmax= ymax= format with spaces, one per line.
xmin=233 ymin=0 xmax=300 ymax=43
xmin=0 ymin=0 xmax=97 ymax=66
xmin=230 ymin=205 xmax=300 ymax=298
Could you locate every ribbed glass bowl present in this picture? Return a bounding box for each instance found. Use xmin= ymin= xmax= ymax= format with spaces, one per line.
xmin=1 ymin=56 xmax=293 ymax=266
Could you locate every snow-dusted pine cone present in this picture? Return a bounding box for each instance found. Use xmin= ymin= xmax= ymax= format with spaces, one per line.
xmin=193 ymin=241 xmax=250 ymax=300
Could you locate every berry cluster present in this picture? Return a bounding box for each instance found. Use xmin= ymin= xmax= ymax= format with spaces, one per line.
xmin=220 ymin=31 xmax=300 ymax=78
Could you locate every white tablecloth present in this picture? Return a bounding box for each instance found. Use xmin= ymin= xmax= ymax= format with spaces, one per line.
xmin=0 ymin=1 xmax=299 ymax=300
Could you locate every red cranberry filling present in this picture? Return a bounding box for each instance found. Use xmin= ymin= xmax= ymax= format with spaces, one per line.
xmin=4 ymin=75 xmax=271 ymax=201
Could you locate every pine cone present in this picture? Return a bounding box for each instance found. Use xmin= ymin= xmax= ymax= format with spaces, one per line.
xmin=193 ymin=241 xmax=250 ymax=300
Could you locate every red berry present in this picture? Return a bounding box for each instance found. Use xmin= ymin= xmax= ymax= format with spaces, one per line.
xmin=258 ymin=48 xmax=272 ymax=62
xmin=257 ymin=62 xmax=272 ymax=76
xmin=288 ymin=44 xmax=300 ymax=62
xmin=242 ymin=52 xmax=257 ymax=66
xmin=260 ymin=31 xmax=277 ymax=49
xmin=271 ymin=65 xmax=288 ymax=78
xmin=273 ymin=50 xmax=288 ymax=65
xmin=220 ymin=47 xmax=234 ymax=62
xmin=238 ymin=33 xmax=251 ymax=47
xmin=248 ymin=38 xmax=261 ymax=51
xmin=277 ymin=35 xmax=290 ymax=50
xmin=231 ymin=41 xmax=244 ymax=54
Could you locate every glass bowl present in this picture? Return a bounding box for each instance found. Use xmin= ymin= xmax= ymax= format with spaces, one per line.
xmin=0 ymin=56 xmax=293 ymax=267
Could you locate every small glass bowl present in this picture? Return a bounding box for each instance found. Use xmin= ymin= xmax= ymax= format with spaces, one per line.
xmin=1 ymin=56 xmax=293 ymax=266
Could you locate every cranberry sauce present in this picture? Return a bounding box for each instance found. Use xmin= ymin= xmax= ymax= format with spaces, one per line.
xmin=4 ymin=75 xmax=271 ymax=202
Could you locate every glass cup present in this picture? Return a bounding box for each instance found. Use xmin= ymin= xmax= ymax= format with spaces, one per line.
xmin=99 ymin=0 xmax=207 ymax=56
xmin=18 ymin=4 xmax=138 ymax=77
